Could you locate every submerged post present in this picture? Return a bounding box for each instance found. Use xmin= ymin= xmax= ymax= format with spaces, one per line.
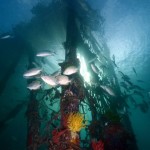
xmin=49 ymin=7 xmax=85 ymax=149
xmin=26 ymin=92 xmax=40 ymax=150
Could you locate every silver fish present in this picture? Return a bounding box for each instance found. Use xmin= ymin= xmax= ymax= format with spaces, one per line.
xmin=88 ymin=57 xmax=97 ymax=64
xmin=132 ymin=67 xmax=137 ymax=76
xmin=23 ymin=68 xmax=42 ymax=77
xmin=1 ymin=35 xmax=14 ymax=39
xmin=41 ymin=75 xmax=57 ymax=87
xmin=56 ymin=75 xmax=71 ymax=85
xmin=91 ymin=63 xmax=99 ymax=74
xmin=63 ymin=66 xmax=78 ymax=75
xmin=27 ymin=81 xmax=41 ymax=90
xmin=36 ymin=52 xmax=54 ymax=57
xmin=100 ymin=85 xmax=116 ymax=96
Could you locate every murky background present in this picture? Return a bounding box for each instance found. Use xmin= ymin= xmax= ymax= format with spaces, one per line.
xmin=0 ymin=0 xmax=150 ymax=149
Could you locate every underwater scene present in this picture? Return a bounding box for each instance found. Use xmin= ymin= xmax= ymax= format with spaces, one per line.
xmin=0 ymin=0 xmax=150 ymax=150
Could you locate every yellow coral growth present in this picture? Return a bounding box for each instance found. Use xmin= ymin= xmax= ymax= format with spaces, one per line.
xmin=67 ymin=113 xmax=86 ymax=132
